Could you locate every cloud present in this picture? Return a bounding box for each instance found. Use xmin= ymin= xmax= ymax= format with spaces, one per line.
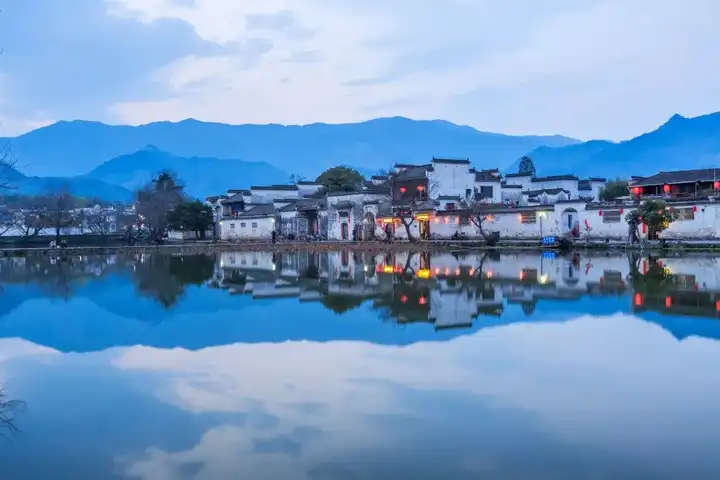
xmin=113 ymin=314 xmax=720 ymax=478
xmin=2 ymin=0 xmax=719 ymax=139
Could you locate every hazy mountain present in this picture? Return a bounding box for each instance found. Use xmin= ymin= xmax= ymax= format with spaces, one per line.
xmin=526 ymin=112 xmax=720 ymax=178
xmin=1 ymin=163 xmax=132 ymax=201
xmin=86 ymin=146 xmax=289 ymax=199
xmin=2 ymin=117 xmax=580 ymax=177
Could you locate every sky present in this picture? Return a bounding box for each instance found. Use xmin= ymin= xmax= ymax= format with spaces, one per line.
xmin=0 ymin=0 xmax=718 ymax=140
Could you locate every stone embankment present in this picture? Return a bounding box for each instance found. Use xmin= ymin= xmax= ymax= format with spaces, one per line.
xmin=2 ymin=237 xmax=720 ymax=256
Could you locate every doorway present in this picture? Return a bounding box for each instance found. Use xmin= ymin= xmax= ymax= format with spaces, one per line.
xmin=418 ymin=220 xmax=430 ymax=240
xmin=341 ymin=222 xmax=349 ymax=240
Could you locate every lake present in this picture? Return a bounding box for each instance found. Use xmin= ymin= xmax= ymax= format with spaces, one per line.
xmin=1 ymin=249 xmax=720 ymax=479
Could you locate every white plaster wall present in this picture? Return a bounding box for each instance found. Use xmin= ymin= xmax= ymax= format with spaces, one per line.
xmin=297 ymin=184 xmax=322 ymax=197
xmin=474 ymin=181 xmax=502 ymax=203
xmin=501 ymin=187 xmax=523 ymax=205
xmin=220 ymin=217 xmax=275 ymax=240
xmin=504 ymin=174 xmax=533 ymax=190
xmin=430 ymin=163 xmax=474 ymax=198
xmin=661 ymin=203 xmax=720 ymax=239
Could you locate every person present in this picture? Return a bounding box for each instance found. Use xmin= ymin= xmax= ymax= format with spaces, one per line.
xmin=271 ymin=229 xmax=277 ymax=244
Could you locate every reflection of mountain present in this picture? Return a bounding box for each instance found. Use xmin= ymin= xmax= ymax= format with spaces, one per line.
xmin=1 ymin=251 xmax=719 ymax=353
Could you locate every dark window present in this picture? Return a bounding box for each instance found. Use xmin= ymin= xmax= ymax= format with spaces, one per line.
xmin=465 ymin=188 xmax=472 ymax=199
xmin=479 ymin=186 xmax=494 ymax=199
xmin=602 ymin=210 xmax=622 ymax=223
xmin=446 ymin=203 xmax=456 ymax=210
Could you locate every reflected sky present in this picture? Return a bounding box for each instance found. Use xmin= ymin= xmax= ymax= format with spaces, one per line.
xmin=1 ymin=251 xmax=720 ymax=479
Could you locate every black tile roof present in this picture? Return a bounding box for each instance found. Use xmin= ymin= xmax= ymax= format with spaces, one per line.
xmin=475 ymin=171 xmax=501 ymax=182
xmin=438 ymin=195 xmax=462 ymax=201
xmin=500 ymin=183 xmax=523 ymax=189
xmin=394 ymin=165 xmax=429 ymax=180
xmin=505 ymin=172 xmax=533 ymax=178
xmin=531 ymin=175 xmax=578 ymax=182
xmin=333 ymin=200 xmax=355 ymax=209
xmin=523 ymin=188 xmax=570 ymax=196
xmin=236 ymin=204 xmax=276 ymax=218
xmin=631 ymin=168 xmax=720 ymax=187
xmin=221 ymin=193 xmax=247 ymax=204
xmin=432 ymin=157 xmax=470 ymax=164
xmin=251 ymin=185 xmax=298 ymax=191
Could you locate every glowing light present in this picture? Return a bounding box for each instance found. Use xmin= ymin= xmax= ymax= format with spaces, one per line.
xmin=665 ymin=296 xmax=672 ymax=308
xmin=400 ymin=295 xmax=408 ymax=303
xmin=418 ymin=296 xmax=427 ymax=305
xmin=634 ymin=293 xmax=643 ymax=306
xmin=519 ymin=271 xmax=525 ymax=280
xmin=400 ymin=187 xmax=406 ymax=193
xmin=381 ymin=218 xmax=394 ymax=224
xmin=417 ymin=269 xmax=431 ymax=279
xmin=444 ymin=268 xmax=450 ymax=275
xmin=455 ymin=268 xmax=461 ymax=276
xmin=434 ymin=218 xmax=439 ymax=223
xmin=444 ymin=217 xmax=450 ymax=224
xmin=469 ymin=268 xmax=475 ymax=276
xmin=417 ymin=185 xmax=425 ymax=191
xmin=663 ymin=184 xmax=670 ymax=193
xmin=434 ymin=267 xmax=440 ymax=274
xmin=383 ymin=266 xmax=394 ymax=273
xmin=415 ymin=213 xmax=430 ymax=220
xmin=486 ymin=271 xmax=493 ymax=278
xmin=539 ymin=273 xmax=549 ymax=284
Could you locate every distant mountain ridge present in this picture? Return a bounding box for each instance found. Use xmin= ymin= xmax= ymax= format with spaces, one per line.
xmin=1 ymin=163 xmax=132 ymax=201
xmin=1 ymin=117 xmax=581 ymax=178
xmin=86 ymin=146 xmax=289 ymax=199
xmin=527 ymin=112 xmax=720 ymax=178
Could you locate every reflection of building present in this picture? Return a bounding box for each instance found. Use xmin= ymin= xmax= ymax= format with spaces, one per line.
xmin=211 ymin=250 xmax=720 ymax=325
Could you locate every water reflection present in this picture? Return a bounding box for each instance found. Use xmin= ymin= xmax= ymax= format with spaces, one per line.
xmin=1 ymin=250 xmax=720 ymax=478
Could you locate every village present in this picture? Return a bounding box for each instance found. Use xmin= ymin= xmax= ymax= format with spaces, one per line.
xmin=208 ymin=159 xmax=720 ymax=244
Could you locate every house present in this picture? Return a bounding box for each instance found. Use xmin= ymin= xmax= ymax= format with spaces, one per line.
xmin=221 ymin=204 xmax=277 ymax=240
xmin=629 ymin=168 xmax=720 ymax=198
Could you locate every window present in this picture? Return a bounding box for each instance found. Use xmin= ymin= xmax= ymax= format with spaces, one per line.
xmin=446 ymin=202 xmax=456 ymax=210
xmin=672 ymin=207 xmax=695 ymax=221
xmin=479 ymin=186 xmax=494 ymax=199
xmin=465 ymin=188 xmax=472 ymax=199
xmin=252 ymin=222 xmax=258 ymax=228
xmin=520 ymin=212 xmax=536 ymax=224
xmin=602 ymin=210 xmax=622 ymax=223
xmin=230 ymin=223 xmax=235 ymax=229
xmin=240 ymin=222 xmax=246 ymax=228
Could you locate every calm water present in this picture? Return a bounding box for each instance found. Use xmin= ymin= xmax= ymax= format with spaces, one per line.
xmin=1 ymin=250 xmax=720 ymax=479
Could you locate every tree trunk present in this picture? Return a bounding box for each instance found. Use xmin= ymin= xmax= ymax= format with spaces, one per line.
xmin=401 ymin=218 xmax=416 ymax=242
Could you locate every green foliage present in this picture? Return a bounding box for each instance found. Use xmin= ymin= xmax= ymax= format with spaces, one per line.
xmin=135 ymin=171 xmax=185 ymax=241
xmin=518 ymin=156 xmax=536 ymax=176
xmin=626 ymin=199 xmax=673 ymax=238
xmin=168 ymin=200 xmax=214 ymax=239
xmin=315 ymin=166 xmax=364 ymax=192
xmin=600 ymin=179 xmax=629 ymax=200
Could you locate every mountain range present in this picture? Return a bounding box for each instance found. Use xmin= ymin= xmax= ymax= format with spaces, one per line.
xmin=1 ymin=112 xmax=718 ymax=200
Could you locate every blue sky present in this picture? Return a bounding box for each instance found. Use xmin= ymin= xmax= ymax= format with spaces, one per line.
xmin=0 ymin=0 xmax=718 ymax=140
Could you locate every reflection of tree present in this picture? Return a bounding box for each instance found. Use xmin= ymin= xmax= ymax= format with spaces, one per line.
xmin=0 ymin=389 xmax=24 ymax=440
xmin=133 ymin=254 xmax=215 ymax=309
xmin=627 ymin=253 xmax=672 ymax=295
xmin=321 ymin=294 xmax=364 ymax=315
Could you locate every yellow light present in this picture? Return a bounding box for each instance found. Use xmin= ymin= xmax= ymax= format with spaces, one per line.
xmin=417 ymin=269 xmax=431 ymax=279
xmin=486 ymin=271 xmax=493 ymax=278
xmin=381 ymin=218 xmax=394 ymax=224
xmin=383 ymin=266 xmax=394 ymax=273
xmin=415 ymin=214 xmax=430 ymax=220
xmin=539 ymin=273 xmax=548 ymax=284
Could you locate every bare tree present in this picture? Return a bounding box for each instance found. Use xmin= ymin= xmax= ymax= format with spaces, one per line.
xmin=82 ymin=206 xmax=115 ymax=235
xmin=391 ymin=178 xmax=439 ymax=242
xmin=10 ymin=201 xmax=47 ymax=237
xmin=0 ymin=388 xmax=24 ymax=439
xmin=459 ymin=199 xmax=500 ymax=246
xmin=135 ymin=171 xmax=185 ymax=243
xmin=45 ymin=189 xmax=78 ymax=243
xmin=0 ymin=143 xmax=17 ymax=193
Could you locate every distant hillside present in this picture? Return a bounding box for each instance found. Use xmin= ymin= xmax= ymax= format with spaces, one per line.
xmin=86 ymin=146 xmax=289 ymax=199
xmin=1 ymin=163 xmax=132 ymax=201
xmin=2 ymin=117 xmax=580 ymax=177
xmin=527 ymin=112 xmax=720 ymax=178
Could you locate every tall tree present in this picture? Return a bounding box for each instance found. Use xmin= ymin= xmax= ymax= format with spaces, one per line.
xmin=518 ymin=156 xmax=536 ymax=176
xmin=315 ymin=166 xmax=364 ymax=192
xmin=168 ymin=200 xmax=214 ymax=239
xmin=135 ymin=171 xmax=185 ymax=243
xmin=45 ymin=189 xmax=78 ymax=243
xmin=0 ymin=143 xmax=17 ymax=193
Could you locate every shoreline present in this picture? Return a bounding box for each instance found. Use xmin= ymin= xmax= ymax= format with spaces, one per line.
xmin=2 ymin=239 xmax=720 ymax=256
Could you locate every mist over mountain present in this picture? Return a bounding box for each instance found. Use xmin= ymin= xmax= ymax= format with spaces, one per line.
xmin=1 ymin=117 xmax=580 ymax=178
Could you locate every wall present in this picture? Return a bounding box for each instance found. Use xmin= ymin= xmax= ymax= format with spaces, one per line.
xmin=220 ymin=217 xmax=275 ymax=240
xmin=661 ymin=203 xmax=720 ymax=239
xmin=530 ymin=179 xmax=578 ymax=197
xmin=503 ymin=174 xmax=533 ymax=190
xmin=429 ymin=162 xmax=474 ymax=199
xmin=250 ymin=188 xmax=298 ymax=203
xmin=501 ymin=186 xmax=523 ymax=205
xmin=297 ymin=183 xmax=322 ymax=197
xmin=474 ymin=181 xmax=502 ymax=203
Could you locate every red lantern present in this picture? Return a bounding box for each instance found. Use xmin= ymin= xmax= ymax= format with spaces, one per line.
xmin=632 ymin=187 xmax=641 ymax=195
xmin=692 ymin=205 xmax=698 ymax=212
xmin=714 ymin=181 xmax=720 ymax=190
xmin=417 ymin=185 xmax=425 ymax=191
xmin=663 ymin=184 xmax=670 ymax=193
xmin=598 ymin=209 xmax=603 ymax=216
xmin=619 ymin=208 xmax=624 ymax=214
xmin=665 ymin=296 xmax=672 ymax=308
xmin=400 ymin=187 xmax=406 ymax=193
xmin=400 ymin=295 xmax=408 ymax=303
xmin=634 ymin=293 xmax=643 ymax=306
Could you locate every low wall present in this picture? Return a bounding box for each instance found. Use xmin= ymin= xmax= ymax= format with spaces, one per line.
xmin=0 ymin=233 xmax=127 ymax=249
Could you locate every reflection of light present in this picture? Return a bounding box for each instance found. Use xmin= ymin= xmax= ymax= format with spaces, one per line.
xmin=383 ymin=266 xmax=394 ymax=273
xmin=716 ymin=300 xmax=720 ymax=312
xmin=444 ymin=268 xmax=450 ymax=275
xmin=434 ymin=267 xmax=440 ymax=274
xmin=455 ymin=268 xmax=460 ymax=276
xmin=519 ymin=271 xmax=525 ymax=280
xmin=634 ymin=293 xmax=643 ymax=306
xmin=665 ymin=296 xmax=672 ymax=308
xmin=272 ymin=264 xmax=276 ymax=270
xmin=417 ymin=269 xmax=431 ymax=279
xmin=400 ymin=295 xmax=408 ymax=303
xmin=418 ymin=296 xmax=427 ymax=305
xmin=363 ymin=265 xmax=368 ymax=272
xmin=486 ymin=271 xmax=493 ymax=278
xmin=539 ymin=273 xmax=548 ymax=284
xmin=469 ymin=268 xmax=475 ymax=276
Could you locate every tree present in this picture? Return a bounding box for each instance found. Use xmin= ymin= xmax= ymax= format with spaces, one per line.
xmin=135 ymin=171 xmax=185 ymax=243
xmin=82 ymin=205 xmax=115 ymax=235
xmin=45 ymin=189 xmax=78 ymax=243
xmin=9 ymin=197 xmax=48 ymax=237
xmin=600 ymin=179 xmax=629 ymax=201
xmin=168 ymin=200 xmax=214 ymax=239
xmin=391 ymin=179 xmax=438 ymax=242
xmin=288 ymin=173 xmax=306 ymax=184
xmin=625 ymin=199 xmax=673 ymax=243
xmin=315 ymin=166 xmax=364 ymax=193
xmin=0 ymin=143 xmax=18 ymax=193
xmin=461 ymin=202 xmax=501 ymax=246
xmin=518 ymin=156 xmax=536 ymax=176
xmin=0 ymin=388 xmax=24 ymax=439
